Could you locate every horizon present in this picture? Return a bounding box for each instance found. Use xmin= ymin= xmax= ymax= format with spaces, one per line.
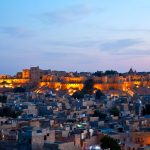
xmin=1 ymin=66 xmax=150 ymax=76
xmin=1 ymin=0 xmax=150 ymax=74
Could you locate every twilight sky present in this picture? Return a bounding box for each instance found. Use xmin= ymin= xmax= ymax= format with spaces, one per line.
xmin=1 ymin=0 xmax=150 ymax=75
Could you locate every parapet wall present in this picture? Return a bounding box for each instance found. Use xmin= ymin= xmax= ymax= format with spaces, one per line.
xmin=1 ymin=76 xmax=150 ymax=96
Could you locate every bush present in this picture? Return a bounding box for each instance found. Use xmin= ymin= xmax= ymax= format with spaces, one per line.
xmin=0 ymin=107 xmax=22 ymax=118
xmin=109 ymin=107 xmax=120 ymax=116
xmin=142 ymin=104 xmax=150 ymax=115
xmin=72 ymin=91 xmax=84 ymax=99
xmin=95 ymin=90 xmax=105 ymax=99
xmin=13 ymin=87 xmax=26 ymax=93
xmin=0 ymin=95 xmax=7 ymax=103
xmin=101 ymin=136 xmax=121 ymax=150
xmin=93 ymin=109 xmax=107 ymax=120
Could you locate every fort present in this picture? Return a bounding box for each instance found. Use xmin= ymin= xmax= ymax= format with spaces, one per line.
xmin=1 ymin=67 xmax=150 ymax=96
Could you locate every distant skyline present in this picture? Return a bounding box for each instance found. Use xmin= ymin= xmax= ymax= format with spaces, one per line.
xmin=1 ymin=0 xmax=150 ymax=75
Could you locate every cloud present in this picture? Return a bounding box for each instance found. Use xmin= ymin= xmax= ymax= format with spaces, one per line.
xmin=0 ymin=26 xmax=34 ymax=38
xmin=99 ymin=38 xmax=150 ymax=56
xmin=110 ymin=28 xmax=150 ymax=32
xmin=47 ymin=40 xmax=100 ymax=48
xmin=42 ymin=51 xmax=85 ymax=59
xmin=45 ymin=39 xmax=148 ymax=56
xmin=40 ymin=4 xmax=101 ymax=24
xmin=115 ymin=49 xmax=150 ymax=56
xmin=41 ymin=51 xmax=100 ymax=64
xmin=100 ymin=39 xmax=142 ymax=52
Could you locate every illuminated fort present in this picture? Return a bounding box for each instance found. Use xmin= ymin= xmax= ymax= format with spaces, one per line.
xmin=1 ymin=67 xmax=150 ymax=96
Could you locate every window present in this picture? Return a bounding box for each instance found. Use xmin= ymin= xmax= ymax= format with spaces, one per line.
xmin=44 ymin=135 xmax=47 ymax=141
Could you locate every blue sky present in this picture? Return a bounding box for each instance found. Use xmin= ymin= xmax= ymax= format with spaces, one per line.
xmin=1 ymin=0 xmax=150 ymax=74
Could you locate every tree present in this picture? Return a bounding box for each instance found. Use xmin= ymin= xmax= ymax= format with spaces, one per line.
xmin=0 ymin=107 xmax=22 ymax=118
xmin=72 ymin=78 xmax=95 ymax=99
xmin=0 ymin=95 xmax=7 ymax=103
xmin=13 ymin=87 xmax=26 ymax=93
xmin=82 ymin=78 xmax=94 ymax=95
xmin=93 ymin=110 xmax=107 ymax=120
xmin=101 ymin=136 xmax=121 ymax=150
xmin=109 ymin=107 xmax=120 ymax=116
xmin=104 ymin=70 xmax=118 ymax=75
xmin=72 ymin=91 xmax=84 ymax=99
xmin=95 ymin=90 xmax=105 ymax=99
xmin=93 ymin=71 xmax=103 ymax=77
xmin=142 ymin=104 xmax=150 ymax=115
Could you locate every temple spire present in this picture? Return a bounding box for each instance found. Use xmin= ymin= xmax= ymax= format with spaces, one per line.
xmin=128 ymin=67 xmax=134 ymax=74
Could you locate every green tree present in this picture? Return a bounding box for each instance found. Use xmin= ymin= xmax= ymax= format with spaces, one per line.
xmin=93 ymin=109 xmax=107 ymax=120
xmin=0 ymin=107 xmax=22 ymax=118
xmin=13 ymin=87 xmax=26 ymax=93
xmin=82 ymin=78 xmax=94 ymax=95
xmin=104 ymin=70 xmax=118 ymax=75
xmin=72 ymin=78 xmax=95 ymax=99
xmin=142 ymin=104 xmax=150 ymax=115
xmin=72 ymin=91 xmax=84 ymax=99
xmin=101 ymin=136 xmax=121 ymax=150
xmin=93 ymin=71 xmax=103 ymax=77
xmin=95 ymin=90 xmax=105 ymax=99
xmin=0 ymin=95 xmax=7 ymax=103
xmin=109 ymin=107 xmax=120 ymax=116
